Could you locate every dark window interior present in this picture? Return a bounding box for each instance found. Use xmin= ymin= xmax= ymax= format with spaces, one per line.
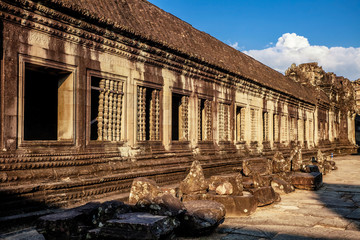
xmin=24 ymin=63 xmax=70 ymax=140
xmin=90 ymin=77 xmax=101 ymax=140
xmin=172 ymin=94 xmax=182 ymax=140
xmin=199 ymin=99 xmax=205 ymax=140
xmin=145 ymin=88 xmax=154 ymax=140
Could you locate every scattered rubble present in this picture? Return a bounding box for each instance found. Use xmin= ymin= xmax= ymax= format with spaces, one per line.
xmin=35 ymin=149 xmax=337 ymax=239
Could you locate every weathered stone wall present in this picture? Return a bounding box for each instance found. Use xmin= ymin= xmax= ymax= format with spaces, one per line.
xmin=0 ymin=0 xmax=357 ymax=218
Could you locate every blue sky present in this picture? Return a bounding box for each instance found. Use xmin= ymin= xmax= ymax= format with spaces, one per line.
xmin=147 ymin=0 xmax=360 ymax=80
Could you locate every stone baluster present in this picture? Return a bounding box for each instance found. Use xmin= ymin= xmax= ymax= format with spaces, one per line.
xmin=155 ymin=90 xmax=160 ymax=140
xmin=112 ymin=81 xmax=118 ymax=141
xmin=116 ymin=82 xmax=123 ymax=141
xmin=198 ymin=99 xmax=201 ymax=141
xmin=137 ymin=86 xmax=143 ymax=141
xmin=181 ymin=96 xmax=189 ymax=140
xmin=108 ymin=80 xmax=114 ymax=141
xmin=97 ymin=79 xmax=105 ymax=141
xmin=219 ymin=103 xmax=224 ymax=140
xmin=205 ymin=100 xmax=212 ymax=140
xmin=103 ymin=80 xmax=110 ymax=141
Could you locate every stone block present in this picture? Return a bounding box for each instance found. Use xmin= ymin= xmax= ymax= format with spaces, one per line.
xmin=271 ymin=177 xmax=295 ymax=194
xmin=290 ymin=172 xmax=323 ymax=190
xmin=272 ymin=151 xmax=291 ymax=173
xmin=206 ymin=192 xmax=258 ymax=216
xmin=37 ymin=202 xmax=101 ymax=240
xmin=182 ymin=192 xmax=257 ymax=216
xmin=181 ymin=200 xmax=225 ymax=236
xmin=249 ymin=186 xmax=278 ymax=206
xmin=135 ymin=194 xmax=186 ymax=217
xmin=99 ymin=212 xmax=179 ymax=240
xmin=242 ymin=174 xmax=272 ymax=190
xmin=208 ymin=173 xmax=243 ymax=196
xmin=128 ymin=177 xmax=160 ymax=204
xmin=242 ymin=158 xmax=272 ymax=176
xmin=302 ymin=165 xmax=320 ymax=173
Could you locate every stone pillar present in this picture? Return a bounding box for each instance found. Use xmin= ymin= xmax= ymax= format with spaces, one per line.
xmin=314 ymin=108 xmax=319 ymax=146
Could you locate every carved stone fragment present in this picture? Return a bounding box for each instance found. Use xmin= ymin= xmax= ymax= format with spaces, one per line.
xmin=128 ymin=177 xmax=161 ymax=204
xmin=135 ymin=194 xmax=186 ymax=217
xmin=272 ymin=151 xmax=291 ymax=173
xmin=242 ymin=158 xmax=272 ymax=176
xmin=181 ymin=200 xmax=225 ymax=236
xmin=179 ymin=160 xmax=208 ymax=195
xmin=249 ymin=186 xmax=279 ymax=206
xmin=208 ymin=173 xmax=243 ymax=196
xmin=289 ymin=145 xmax=303 ymax=171
xmin=271 ymin=177 xmax=295 ymax=194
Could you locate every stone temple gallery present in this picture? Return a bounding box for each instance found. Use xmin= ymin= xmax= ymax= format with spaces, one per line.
xmin=0 ymin=0 xmax=359 ymax=233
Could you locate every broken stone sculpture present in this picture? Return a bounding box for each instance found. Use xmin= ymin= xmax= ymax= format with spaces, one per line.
xmin=179 ymin=160 xmax=208 ymax=195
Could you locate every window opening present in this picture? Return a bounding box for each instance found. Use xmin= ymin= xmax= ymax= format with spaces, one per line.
xmin=172 ymin=93 xmax=189 ymax=141
xmin=137 ymin=86 xmax=160 ymax=141
xmin=24 ymin=63 xmax=73 ymax=140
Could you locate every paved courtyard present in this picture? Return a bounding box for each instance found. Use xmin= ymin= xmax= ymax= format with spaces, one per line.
xmin=186 ymin=154 xmax=360 ymax=240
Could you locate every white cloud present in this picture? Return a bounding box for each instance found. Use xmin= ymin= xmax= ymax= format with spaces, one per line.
xmin=243 ymin=33 xmax=360 ymax=81
xmin=229 ymin=41 xmax=241 ymax=50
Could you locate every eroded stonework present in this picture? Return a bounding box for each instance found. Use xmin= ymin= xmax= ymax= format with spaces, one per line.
xmin=0 ymin=0 xmax=357 ymax=228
